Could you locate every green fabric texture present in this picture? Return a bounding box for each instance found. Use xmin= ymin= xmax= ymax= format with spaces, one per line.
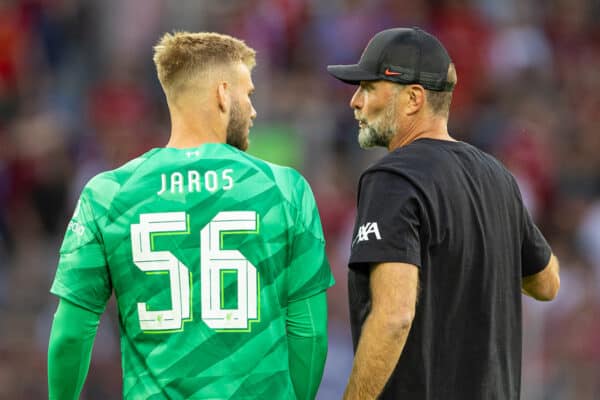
xmin=287 ymin=291 xmax=329 ymax=400
xmin=48 ymin=299 xmax=101 ymax=400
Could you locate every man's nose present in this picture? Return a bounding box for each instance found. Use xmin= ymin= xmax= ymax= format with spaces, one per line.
xmin=350 ymin=88 xmax=363 ymax=110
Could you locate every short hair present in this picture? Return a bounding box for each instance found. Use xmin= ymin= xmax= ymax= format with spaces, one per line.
xmin=153 ymin=31 xmax=256 ymax=97
xmin=425 ymin=63 xmax=457 ymax=118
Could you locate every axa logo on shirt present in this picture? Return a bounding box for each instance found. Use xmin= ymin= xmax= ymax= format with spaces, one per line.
xmin=353 ymin=222 xmax=382 ymax=245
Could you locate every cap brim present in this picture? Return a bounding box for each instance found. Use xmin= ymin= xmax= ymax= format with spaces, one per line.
xmin=326 ymin=64 xmax=380 ymax=85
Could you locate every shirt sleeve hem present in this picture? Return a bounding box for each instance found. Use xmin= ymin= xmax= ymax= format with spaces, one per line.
xmin=50 ymin=288 xmax=106 ymax=315
xmin=521 ymin=246 xmax=552 ymax=277
xmin=349 ymin=255 xmax=421 ymax=270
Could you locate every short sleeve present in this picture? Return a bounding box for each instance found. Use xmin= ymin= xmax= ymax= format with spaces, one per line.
xmin=50 ymin=186 xmax=112 ymax=314
xmin=521 ymin=204 xmax=551 ymax=277
xmin=287 ymin=175 xmax=335 ymax=302
xmin=349 ymin=170 xmax=422 ymax=270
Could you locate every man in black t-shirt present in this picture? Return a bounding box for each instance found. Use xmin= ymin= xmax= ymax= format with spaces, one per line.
xmin=327 ymin=27 xmax=560 ymax=400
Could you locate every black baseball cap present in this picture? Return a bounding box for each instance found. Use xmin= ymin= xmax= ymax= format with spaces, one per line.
xmin=327 ymin=27 xmax=454 ymax=91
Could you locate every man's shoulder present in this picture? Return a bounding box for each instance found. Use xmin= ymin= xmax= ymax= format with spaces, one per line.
xmin=358 ymin=140 xmax=520 ymax=206
xmin=365 ymin=139 xmax=510 ymax=179
xmin=239 ymin=151 xmax=309 ymax=193
xmin=360 ymin=143 xmax=434 ymax=183
xmin=83 ymin=149 xmax=161 ymax=205
xmin=239 ymin=150 xmax=301 ymax=178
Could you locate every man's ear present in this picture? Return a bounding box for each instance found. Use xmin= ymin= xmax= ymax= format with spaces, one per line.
xmin=406 ymin=85 xmax=425 ymax=115
xmin=217 ymin=81 xmax=229 ymax=113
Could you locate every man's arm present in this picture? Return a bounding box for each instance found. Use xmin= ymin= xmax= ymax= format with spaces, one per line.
xmin=344 ymin=262 xmax=419 ymax=400
xmin=48 ymin=298 xmax=101 ymax=400
xmin=287 ymin=290 xmax=328 ymax=400
xmin=522 ymin=253 xmax=560 ymax=301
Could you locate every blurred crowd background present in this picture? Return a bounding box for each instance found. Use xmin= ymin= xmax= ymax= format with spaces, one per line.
xmin=0 ymin=0 xmax=599 ymax=398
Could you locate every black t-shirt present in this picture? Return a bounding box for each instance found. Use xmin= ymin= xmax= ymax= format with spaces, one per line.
xmin=348 ymin=138 xmax=551 ymax=400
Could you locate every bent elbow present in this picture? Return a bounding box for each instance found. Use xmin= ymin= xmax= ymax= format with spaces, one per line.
xmin=542 ymin=277 xmax=560 ymax=301
xmin=315 ymin=330 xmax=328 ymax=351
xmin=386 ymin=311 xmax=415 ymax=337
xmin=523 ymin=255 xmax=561 ymax=301
xmin=534 ymin=276 xmax=560 ymax=301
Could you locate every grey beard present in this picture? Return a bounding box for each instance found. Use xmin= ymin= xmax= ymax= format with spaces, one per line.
xmin=358 ymin=125 xmax=394 ymax=149
xmin=357 ymin=96 xmax=398 ymax=149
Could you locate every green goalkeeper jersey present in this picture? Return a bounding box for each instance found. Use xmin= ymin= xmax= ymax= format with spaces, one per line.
xmin=51 ymin=143 xmax=334 ymax=399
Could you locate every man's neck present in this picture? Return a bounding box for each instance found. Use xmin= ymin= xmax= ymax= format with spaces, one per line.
xmin=166 ymin=112 xmax=226 ymax=149
xmin=388 ymin=118 xmax=453 ymax=151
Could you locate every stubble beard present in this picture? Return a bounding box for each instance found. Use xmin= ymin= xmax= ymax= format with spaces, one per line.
xmin=226 ymin=98 xmax=249 ymax=151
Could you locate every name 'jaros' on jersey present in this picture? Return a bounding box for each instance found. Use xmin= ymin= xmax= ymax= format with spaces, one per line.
xmin=157 ymin=169 xmax=234 ymax=195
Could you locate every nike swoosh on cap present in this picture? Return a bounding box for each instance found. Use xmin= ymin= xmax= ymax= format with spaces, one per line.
xmin=384 ymin=68 xmax=402 ymax=76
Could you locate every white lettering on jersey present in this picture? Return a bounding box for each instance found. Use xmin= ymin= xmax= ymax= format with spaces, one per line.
xmin=157 ymin=169 xmax=235 ymax=195
xmin=352 ymin=222 xmax=382 ymax=245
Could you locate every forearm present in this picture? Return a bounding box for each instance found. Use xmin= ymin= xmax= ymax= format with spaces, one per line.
xmin=344 ymin=311 xmax=412 ymax=400
xmin=287 ymin=291 xmax=328 ymax=400
xmin=48 ymin=298 xmax=101 ymax=400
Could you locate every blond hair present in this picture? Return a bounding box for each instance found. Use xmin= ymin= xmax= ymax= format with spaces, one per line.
xmin=153 ymin=31 xmax=256 ymax=97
